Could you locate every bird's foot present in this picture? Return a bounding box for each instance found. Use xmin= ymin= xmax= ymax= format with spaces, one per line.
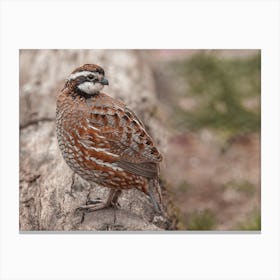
xmin=76 ymin=201 xmax=110 ymax=212
xmin=76 ymin=197 xmax=120 ymax=213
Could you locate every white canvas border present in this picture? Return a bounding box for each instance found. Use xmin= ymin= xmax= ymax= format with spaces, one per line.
xmin=1 ymin=1 xmax=279 ymax=279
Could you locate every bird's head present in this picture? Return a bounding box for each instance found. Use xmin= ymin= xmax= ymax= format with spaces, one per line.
xmin=66 ymin=64 xmax=109 ymax=96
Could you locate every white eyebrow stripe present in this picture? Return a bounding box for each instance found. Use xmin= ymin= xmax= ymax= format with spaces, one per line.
xmin=68 ymin=71 xmax=94 ymax=80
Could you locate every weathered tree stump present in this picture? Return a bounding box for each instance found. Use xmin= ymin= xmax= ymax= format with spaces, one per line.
xmin=19 ymin=50 xmax=172 ymax=231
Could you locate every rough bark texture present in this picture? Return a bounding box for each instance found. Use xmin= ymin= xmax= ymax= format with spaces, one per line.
xmin=19 ymin=50 xmax=171 ymax=231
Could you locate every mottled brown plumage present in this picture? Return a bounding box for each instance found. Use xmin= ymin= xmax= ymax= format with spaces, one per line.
xmin=56 ymin=64 xmax=162 ymax=212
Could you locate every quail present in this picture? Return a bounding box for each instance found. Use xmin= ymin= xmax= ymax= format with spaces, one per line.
xmin=56 ymin=64 xmax=163 ymax=213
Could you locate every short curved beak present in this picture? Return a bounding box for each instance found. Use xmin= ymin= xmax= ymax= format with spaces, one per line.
xmin=100 ymin=77 xmax=109 ymax=85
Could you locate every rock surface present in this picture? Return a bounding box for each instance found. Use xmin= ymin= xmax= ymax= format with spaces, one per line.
xmin=19 ymin=50 xmax=171 ymax=231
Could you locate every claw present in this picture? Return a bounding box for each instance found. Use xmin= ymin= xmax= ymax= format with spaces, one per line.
xmin=86 ymin=198 xmax=102 ymax=205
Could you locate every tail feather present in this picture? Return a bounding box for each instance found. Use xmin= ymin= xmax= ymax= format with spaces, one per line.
xmin=148 ymin=178 xmax=163 ymax=213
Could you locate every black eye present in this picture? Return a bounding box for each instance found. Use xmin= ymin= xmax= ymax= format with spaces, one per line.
xmin=87 ymin=74 xmax=94 ymax=80
xmin=96 ymin=68 xmax=105 ymax=75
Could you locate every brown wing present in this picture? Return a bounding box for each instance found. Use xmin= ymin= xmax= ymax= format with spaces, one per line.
xmin=115 ymin=161 xmax=158 ymax=178
xmin=85 ymin=93 xmax=162 ymax=178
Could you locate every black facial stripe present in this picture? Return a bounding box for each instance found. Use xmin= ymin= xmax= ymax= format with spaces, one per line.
xmin=73 ymin=71 xmax=103 ymax=85
xmin=76 ymin=76 xmax=87 ymax=85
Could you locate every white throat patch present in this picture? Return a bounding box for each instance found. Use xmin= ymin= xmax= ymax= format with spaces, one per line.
xmin=77 ymin=81 xmax=104 ymax=95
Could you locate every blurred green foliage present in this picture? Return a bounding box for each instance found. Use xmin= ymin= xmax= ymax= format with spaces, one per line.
xmin=176 ymin=180 xmax=192 ymax=193
xmin=223 ymin=180 xmax=256 ymax=196
xmin=238 ymin=210 xmax=261 ymax=230
xmin=172 ymin=52 xmax=261 ymax=138
xmin=187 ymin=209 xmax=216 ymax=230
